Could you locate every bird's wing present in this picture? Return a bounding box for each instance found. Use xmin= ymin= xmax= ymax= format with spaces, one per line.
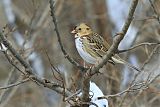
xmin=82 ymin=33 xmax=110 ymax=58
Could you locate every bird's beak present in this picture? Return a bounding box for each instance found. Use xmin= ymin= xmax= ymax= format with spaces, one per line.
xmin=71 ymin=29 xmax=76 ymax=34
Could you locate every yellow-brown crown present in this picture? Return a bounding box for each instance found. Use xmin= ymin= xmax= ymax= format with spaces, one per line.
xmin=71 ymin=23 xmax=92 ymax=37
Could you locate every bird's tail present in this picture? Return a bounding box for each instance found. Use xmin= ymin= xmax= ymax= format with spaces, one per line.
xmin=111 ymin=55 xmax=141 ymax=72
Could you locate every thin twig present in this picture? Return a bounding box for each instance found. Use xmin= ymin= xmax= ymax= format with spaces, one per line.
xmin=118 ymin=42 xmax=160 ymax=53
xmin=0 ymin=68 xmax=21 ymax=107
xmin=149 ymin=73 xmax=160 ymax=84
xmin=0 ymin=32 xmax=71 ymax=96
xmin=141 ymin=45 xmax=160 ymax=70
xmin=45 ymin=50 xmax=63 ymax=82
xmin=91 ymin=0 xmax=139 ymax=75
xmin=65 ymin=89 xmax=81 ymax=101
xmin=149 ymin=0 xmax=160 ymax=24
xmin=45 ymin=50 xmax=66 ymax=101
xmin=0 ymin=33 xmax=33 ymax=75
xmin=0 ymin=78 xmax=29 ymax=90
xmin=128 ymin=45 xmax=160 ymax=87
xmin=98 ymin=81 xmax=148 ymax=100
xmin=49 ymin=0 xmax=86 ymax=71
xmin=3 ymin=50 xmax=26 ymax=75
xmin=79 ymin=0 xmax=140 ymax=106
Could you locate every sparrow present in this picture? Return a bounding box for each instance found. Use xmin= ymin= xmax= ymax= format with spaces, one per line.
xmin=71 ymin=23 xmax=140 ymax=72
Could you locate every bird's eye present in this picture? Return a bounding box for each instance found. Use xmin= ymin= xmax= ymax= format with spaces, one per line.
xmin=78 ymin=28 xmax=81 ymax=30
xmin=86 ymin=28 xmax=90 ymax=30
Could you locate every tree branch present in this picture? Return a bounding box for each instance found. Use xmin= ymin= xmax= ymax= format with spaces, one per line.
xmin=141 ymin=44 xmax=160 ymax=70
xmin=0 ymin=32 xmax=71 ymax=97
xmin=98 ymin=81 xmax=148 ymax=100
xmin=49 ymin=0 xmax=139 ymax=106
xmin=91 ymin=0 xmax=139 ymax=75
xmin=0 ymin=78 xmax=29 ymax=90
xmin=118 ymin=42 xmax=160 ymax=53
xmin=49 ymin=0 xmax=86 ymax=71
xmin=149 ymin=0 xmax=160 ymax=24
xmin=81 ymin=75 xmax=91 ymax=107
xmin=80 ymin=0 xmax=139 ymax=105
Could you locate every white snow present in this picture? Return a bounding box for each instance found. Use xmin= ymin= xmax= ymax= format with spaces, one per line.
xmin=89 ymin=82 xmax=108 ymax=107
xmin=0 ymin=43 xmax=7 ymax=51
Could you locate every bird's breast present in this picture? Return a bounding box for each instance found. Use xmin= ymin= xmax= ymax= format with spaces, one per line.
xmin=75 ymin=37 xmax=96 ymax=64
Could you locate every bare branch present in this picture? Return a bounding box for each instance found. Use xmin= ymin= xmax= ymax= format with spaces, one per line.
xmin=77 ymin=0 xmax=140 ymax=106
xmin=98 ymin=81 xmax=148 ymax=100
xmin=118 ymin=42 xmax=160 ymax=53
xmin=141 ymin=44 xmax=160 ymax=70
xmin=0 ymin=68 xmax=19 ymax=106
xmin=49 ymin=0 xmax=86 ymax=71
xmin=149 ymin=0 xmax=160 ymax=24
xmin=45 ymin=50 xmax=63 ymax=82
xmin=81 ymin=74 xmax=91 ymax=105
xmin=65 ymin=89 xmax=81 ymax=101
xmin=0 ymin=78 xmax=29 ymax=90
xmin=0 ymin=32 xmax=32 ymax=75
xmin=3 ymin=50 xmax=26 ymax=75
xmin=45 ymin=50 xmax=66 ymax=101
xmin=90 ymin=0 xmax=139 ymax=74
xmin=0 ymin=32 xmax=71 ymax=97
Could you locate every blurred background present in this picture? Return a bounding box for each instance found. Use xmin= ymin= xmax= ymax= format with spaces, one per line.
xmin=0 ymin=0 xmax=160 ymax=107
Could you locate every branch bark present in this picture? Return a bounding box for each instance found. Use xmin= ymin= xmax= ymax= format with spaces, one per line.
xmin=0 ymin=78 xmax=29 ymax=90
xmin=118 ymin=42 xmax=160 ymax=53
xmin=0 ymin=32 xmax=71 ymax=97
xmin=81 ymin=0 xmax=139 ymax=106
xmin=48 ymin=0 xmax=139 ymax=106
xmin=49 ymin=0 xmax=86 ymax=71
xmin=149 ymin=0 xmax=160 ymax=24
xmin=91 ymin=0 xmax=139 ymax=75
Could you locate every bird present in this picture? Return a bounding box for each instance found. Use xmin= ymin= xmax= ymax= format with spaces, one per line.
xmin=71 ymin=23 xmax=140 ymax=72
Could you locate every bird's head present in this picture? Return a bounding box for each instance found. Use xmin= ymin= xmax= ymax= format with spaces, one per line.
xmin=71 ymin=23 xmax=92 ymax=37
